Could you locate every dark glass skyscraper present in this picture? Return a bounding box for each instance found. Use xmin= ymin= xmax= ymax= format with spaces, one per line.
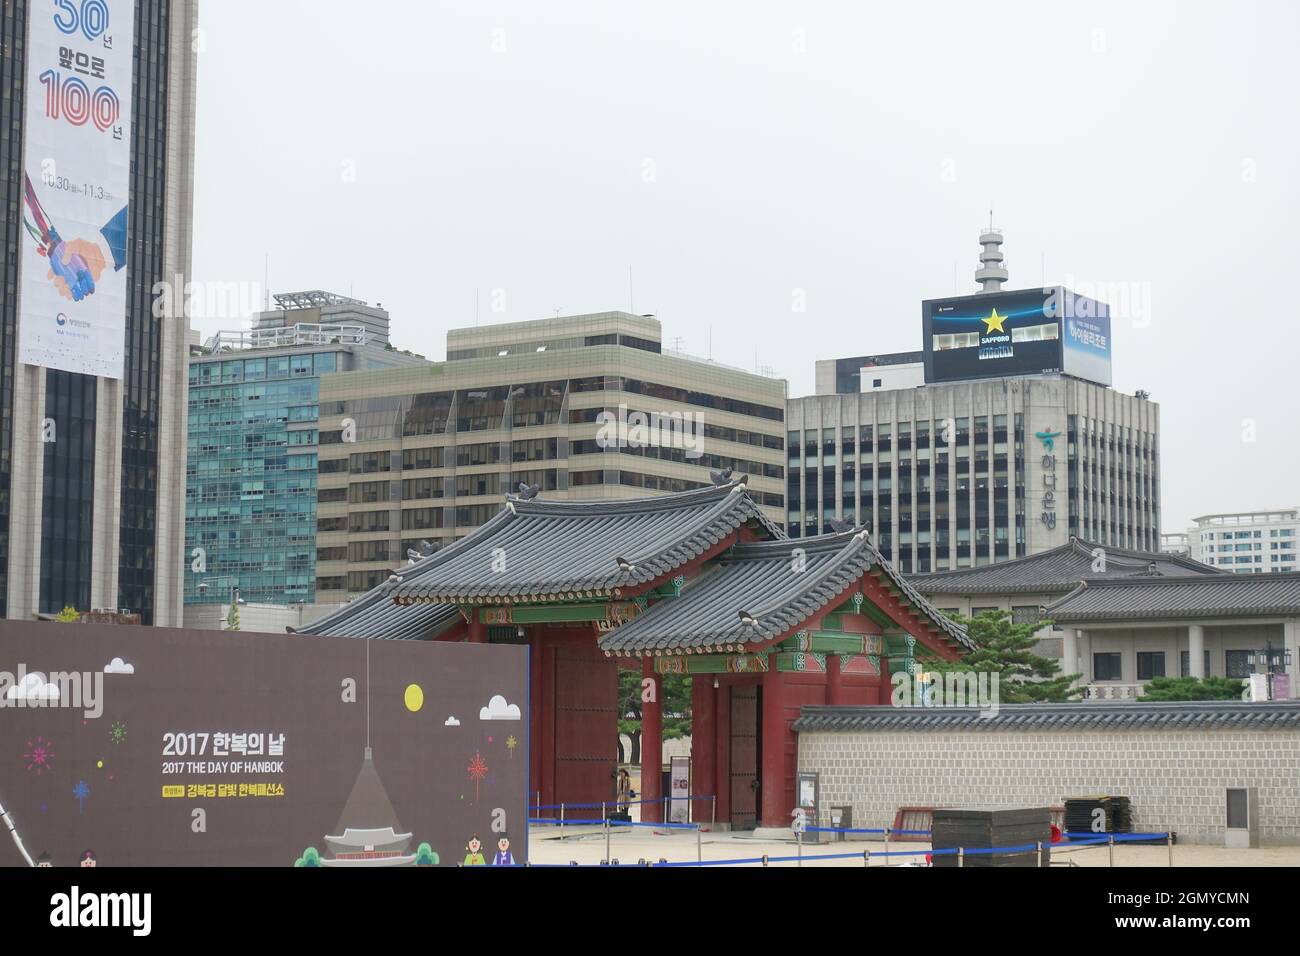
xmin=0 ymin=0 xmax=197 ymax=624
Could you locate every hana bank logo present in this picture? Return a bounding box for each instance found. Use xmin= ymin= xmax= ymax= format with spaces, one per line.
xmin=1035 ymin=428 xmax=1062 ymax=453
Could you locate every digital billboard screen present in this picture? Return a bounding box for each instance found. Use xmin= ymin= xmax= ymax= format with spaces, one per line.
xmin=923 ymin=287 xmax=1112 ymax=386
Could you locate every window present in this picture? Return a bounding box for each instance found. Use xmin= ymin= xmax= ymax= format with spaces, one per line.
xmin=1136 ymin=652 xmax=1165 ymax=680
xmin=971 ymin=606 xmax=999 ymax=617
xmin=1093 ymin=652 xmax=1123 ymax=681
xmin=1225 ymin=650 xmax=1253 ymax=679
xmin=1179 ymin=650 xmax=1211 ymax=677
xmin=1011 ymin=605 xmax=1041 ymax=626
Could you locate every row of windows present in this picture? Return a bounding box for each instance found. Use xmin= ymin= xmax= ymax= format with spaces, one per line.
xmin=189 ymin=351 xmax=338 ymax=387
xmin=1094 ymin=650 xmax=1260 ymax=682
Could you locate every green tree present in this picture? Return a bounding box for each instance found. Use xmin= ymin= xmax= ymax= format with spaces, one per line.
xmin=294 ymin=846 xmax=322 ymax=867
xmin=922 ymin=610 xmax=1081 ymax=702
xmin=415 ymin=842 xmax=439 ymax=866
xmin=617 ymin=669 xmax=692 ymax=764
xmin=54 ymin=606 xmax=80 ymax=623
xmin=1137 ymin=675 xmax=1246 ymax=701
xmin=226 ymin=601 xmax=241 ymax=631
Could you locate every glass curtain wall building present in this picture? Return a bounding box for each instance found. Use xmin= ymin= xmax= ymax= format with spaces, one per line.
xmin=184 ymin=295 xmax=430 ymax=607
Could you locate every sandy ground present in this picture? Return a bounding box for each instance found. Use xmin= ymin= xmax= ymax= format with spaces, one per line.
xmin=524 ymin=824 xmax=1300 ymax=867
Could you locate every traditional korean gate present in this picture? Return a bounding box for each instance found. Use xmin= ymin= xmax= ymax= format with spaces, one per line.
xmin=729 ymin=685 xmax=760 ymax=830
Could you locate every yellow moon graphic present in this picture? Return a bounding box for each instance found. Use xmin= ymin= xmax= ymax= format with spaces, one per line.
xmin=404 ymin=684 xmax=424 ymax=712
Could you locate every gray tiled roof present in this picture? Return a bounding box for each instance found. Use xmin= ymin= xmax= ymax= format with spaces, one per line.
xmin=908 ymin=538 xmax=1221 ymax=596
xmin=792 ymin=700 xmax=1300 ymax=733
xmin=387 ymin=480 xmax=781 ymax=604
xmin=293 ymin=591 xmax=462 ymax=641
xmin=1046 ymin=572 xmax=1300 ymax=623
xmin=297 ymin=481 xmax=780 ymax=638
xmin=598 ymin=530 xmax=971 ymax=655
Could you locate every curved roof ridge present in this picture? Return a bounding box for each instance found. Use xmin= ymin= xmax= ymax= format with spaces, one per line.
xmin=509 ymin=479 xmax=743 ymax=517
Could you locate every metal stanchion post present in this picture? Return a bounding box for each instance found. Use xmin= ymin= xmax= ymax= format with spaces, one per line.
xmin=797 ymin=826 xmax=803 ymax=868
xmin=604 ymin=818 xmax=611 ymax=864
xmin=864 ymin=849 xmax=871 ymax=868
xmin=958 ymin=847 xmax=964 ymax=868
xmin=560 ymin=803 xmax=566 ymax=842
xmin=602 ymin=801 xmax=607 ymax=824
xmin=712 ymin=794 xmax=716 ymax=829
xmin=1167 ymin=831 xmax=1173 ymax=867
xmin=697 ymin=825 xmax=702 ymax=864
xmin=1036 ymin=841 xmax=1043 ymax=867
xmin=1108 ymin=834 xmax=1115 ymax=867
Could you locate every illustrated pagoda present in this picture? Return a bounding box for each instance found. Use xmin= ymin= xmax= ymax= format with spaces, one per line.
xmin=320 ymin=747 xmax=416 ymax=866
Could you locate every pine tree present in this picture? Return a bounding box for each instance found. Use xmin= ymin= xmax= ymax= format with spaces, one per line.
xmin=923 ymin=610 xmax=1081 ymax=703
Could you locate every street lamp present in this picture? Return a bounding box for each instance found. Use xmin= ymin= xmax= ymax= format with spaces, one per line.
xmin=1246 ymin=645 xmax=1293 ymax=700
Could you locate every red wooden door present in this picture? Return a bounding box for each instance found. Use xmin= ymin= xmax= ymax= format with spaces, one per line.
xmin=729 ymin=685 xmax=760 ymax=829
xmin=552 ymin=639 xmax=618 ymax=808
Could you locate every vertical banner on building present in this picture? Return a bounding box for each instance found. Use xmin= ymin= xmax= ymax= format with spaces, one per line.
xmin=18 ymin=0 xmax=134 ymax=379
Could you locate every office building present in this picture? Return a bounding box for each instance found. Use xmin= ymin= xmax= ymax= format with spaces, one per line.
xmin=311 ymin=311 xmax=787 ymax=601
xmin=184 ymin=293 xmax=430 ymax=612
xmin=1186 ymin=509 xmax=1299 ymax=574
xmin=787 ymin=230 xmax=1160 ymax=572
xmin=1 ymin=0 xmax=199 ymax=624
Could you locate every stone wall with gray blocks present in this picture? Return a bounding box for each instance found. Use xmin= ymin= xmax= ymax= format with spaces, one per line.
xmin=797 ymin=729 xmax=1300 ymax=845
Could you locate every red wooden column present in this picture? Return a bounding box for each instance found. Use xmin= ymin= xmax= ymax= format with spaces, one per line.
xmin=640 ymin=657 xmax=663 ymax=823
xmin=468 ymin=610 xmax=487 ymax=643
xmin=760 ymin=655 xmax=786 ymax=828
xmin=826 ymin=653 xmax=844 ymax=706
xmin=529 ymin=631 xmax=543 ymax=810
xmin=690 ymin=675 xmax=716 ymax=824
xmin=713 ymin=678 xmax=730 ymax=825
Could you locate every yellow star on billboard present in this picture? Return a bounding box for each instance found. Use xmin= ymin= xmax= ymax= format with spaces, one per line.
xmin=982 ymin=309 xmax=1007 ymax=334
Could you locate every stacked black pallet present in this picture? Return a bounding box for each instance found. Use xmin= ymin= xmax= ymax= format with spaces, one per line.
xmin=931 ymin=808 xmax=1052 ymax=867
xmin=1063 ymin=795 xmax=1132 ymax=837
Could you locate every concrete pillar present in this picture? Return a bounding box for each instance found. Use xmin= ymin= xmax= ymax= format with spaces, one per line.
xmin=760 ymin=657 xmax=786 ymax=828
xmin=1061 ymin=627 xmax=1078 ymax=679
xmin=1285 ymin=620 xmax=1298 ymax=698
xmin=640 ymin=658 xmax=663 ymax=823
xmin=1188 ymin=624 xmax=1206 ymax=679
xmin=826 ymin=652 xmax=844 ymax=705
xmin=1078 ymin=630 xmax=1093 ymax=684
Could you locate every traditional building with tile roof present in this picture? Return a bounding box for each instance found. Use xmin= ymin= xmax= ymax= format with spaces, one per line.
xmin=909 ymin=538 xmax=1300 ymax=702
xmin=298 ymin=479 xmax=967 ymax=829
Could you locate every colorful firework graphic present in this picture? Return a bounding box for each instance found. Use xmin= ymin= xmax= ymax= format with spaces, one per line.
xmin=73 ymin=780 xmax=90 ymax=814
xmin=506 ymin=735 xmax=518 ymax=758
xmin=467 ymin=751 xmax=488 ymax=801
xmin=23 ymin=736 xmax=55 ymax=775
xmin=110 ymin=721 xmax=127 ymax=745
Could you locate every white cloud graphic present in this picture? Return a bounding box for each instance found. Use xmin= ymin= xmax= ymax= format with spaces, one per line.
xmin=6 ymin=673 xmax=59 ymax=701
xmin=444 ymin=716 xmax=460 ymax=727
xmin=104 ymin=657 xmax=134 ymax=675
xmin=479 ymin=694 xmax=521 ymax=721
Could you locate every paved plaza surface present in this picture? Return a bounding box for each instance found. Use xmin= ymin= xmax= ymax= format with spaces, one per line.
xmin=524 ymin=824 xmax=1300 ymax=868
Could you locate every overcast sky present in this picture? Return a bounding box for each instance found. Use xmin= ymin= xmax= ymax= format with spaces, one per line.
xmin=191 ymin=0 xmax=1299 ymax=532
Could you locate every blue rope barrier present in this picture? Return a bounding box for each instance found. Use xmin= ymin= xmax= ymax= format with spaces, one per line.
xmin=533 ymin=795 xmax=717 ymax=810
xmin=527 ymin=817 xmax=700 ymax=830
